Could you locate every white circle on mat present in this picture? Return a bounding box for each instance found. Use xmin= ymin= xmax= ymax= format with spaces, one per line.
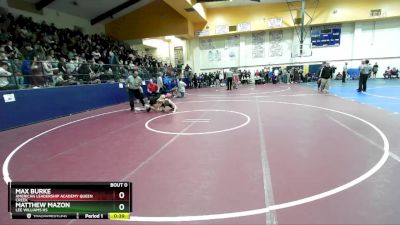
xmin=187 ymin=86 xmax=290 ymax=97
xmin=128 ymin=100 xmax=390 ymax=222
xmin=145 ymin=109 xmax=251 ymax=135
xmin=2 ymin=100 xmax=390 ymax=223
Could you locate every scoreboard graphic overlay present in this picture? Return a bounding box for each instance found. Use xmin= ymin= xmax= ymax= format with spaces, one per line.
xmin=8 ymin=182 xmax=132 ymax=220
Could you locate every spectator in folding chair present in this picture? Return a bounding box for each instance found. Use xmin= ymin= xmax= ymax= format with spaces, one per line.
xmin=392 ymin=67 xmax=399 ymax=78
xmin=384 ymin=67 xmax=391 ymax=79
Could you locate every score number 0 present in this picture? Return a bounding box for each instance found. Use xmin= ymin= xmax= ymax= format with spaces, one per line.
xmin=118 ymin=191 xmax=126 ymax=211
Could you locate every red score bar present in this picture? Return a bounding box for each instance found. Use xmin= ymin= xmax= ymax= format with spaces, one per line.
xmin=26 ymin=189 xmax=130 ymax=201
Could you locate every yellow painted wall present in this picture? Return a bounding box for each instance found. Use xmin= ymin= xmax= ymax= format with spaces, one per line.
xmin=106 ymin=0 xmax=400 ymax=40
xmin=163 ymin=0 xmax=207 ymax=23
xmin=201 ymin=0 xmax=400 ymax=36
xmin=106 ymin=0 xmax=191 ymax=40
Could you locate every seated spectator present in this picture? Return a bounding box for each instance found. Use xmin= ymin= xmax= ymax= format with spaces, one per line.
xmin=146 ymin=79 xmax=158 ymax=96
xmin=96 ymin=61 xmax=112 ymax=82
xmin=43 ymin=55 xmax=57 ymax=85
xmin=391 ymin=67 xmax=399 ymax=78
xmin=92 ymin=47 xmax=101 ymax=62
xmin=335 ymin=72 xmax=343 ymax=80
xmin=4 ymin=40 xmax=19 ymax=59
xmin=0 ymin=46 xmax=8 ymax=61
xmin=0 ymin=61 xmax=16 ymax=90
xmin=86 ymin=59 xmax=99 ymax=83
xmin=57 ymin=57 xmax=77 ymax=85
xmin=58 ymin=57 xmax=69 ymax=77
xmin=170 ymin=79 xmax=179 ymax=97
xmin=0 ymin=11 xmax=169 ymax=89
xmin=384 ymin=67 xmax=391 ymax=79
xmin=77 ymin=59 xmax=91 ymax=83
xmin=271 ymin=73 xmax=278 ymax=84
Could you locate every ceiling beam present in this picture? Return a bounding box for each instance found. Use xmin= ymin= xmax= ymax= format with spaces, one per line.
xmin=196 ymin=0 xmax=228 ymax=2
xmin=163 ymin=0 xmax=207 ymax=23
xmin=91 ymin=0 xmax=142 ymax=25
xmin=35 ymin=0 xmax=55 ymax=10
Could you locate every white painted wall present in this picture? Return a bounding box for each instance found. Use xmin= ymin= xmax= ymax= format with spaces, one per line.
xmin=189 ymin=18 xmax=400 ymax=78
xmin=141 ymin=37 xmax=190 ymax=66
xmin=0 ymin=0 xmax=104 ymax=34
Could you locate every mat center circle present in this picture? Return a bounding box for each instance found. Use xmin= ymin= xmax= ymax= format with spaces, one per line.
xmin=145 ymin=110 xmax=251 ymax=135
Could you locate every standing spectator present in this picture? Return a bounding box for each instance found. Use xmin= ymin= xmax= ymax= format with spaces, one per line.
xmin=126 ymin=71 xmax=145 ymax=111
xmin=283 ymin=69 xmax=290 ymax=84
xmin=43 ymin=55 xmax=56 ymax=85
xmin=342 ymin=62 xmax=348 ymax=83
xmin=183 ymin=64 xmax=191 ymax=80
xmin=193 ymin=73 xmax=198 ymax=88
xmin=319 ymin=62 xmax=333 ymax=93
xmin=317 ymin=62 xmax=326 ymax=89
xmin=109 ymin=51 xmax=120 ymax=81
xmin=358 ymin=59 xmax=372 ymax=92
xmin=226 ymin=69 xmax=233 ymax=91
xmin=30 ymin=56 xmax=45 ymax=88
xmin=218 ymin=71 xmax=224 ymax=87
xmin=177 ymin=78 xmax=187 ymax=98
xmin=156 ymin=72 xmax=164 ymax=93
xmin=22 ymin=44 xmax=35 ymax=61
xmin=372 ymin=63 xmax=379 ymax=79
xmin=184 ymin=64 xmax=191 ymax=72
xmin=273 ymin=68 xmax=279 ymax=83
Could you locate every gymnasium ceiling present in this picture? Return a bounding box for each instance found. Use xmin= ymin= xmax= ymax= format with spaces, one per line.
xmin=21 ymin=0 xmax=155 ymax=24
xmin=20 ymin=0 xmax=294 ymax=25
xmin=202 ymin=0 xmax=290 ymax=8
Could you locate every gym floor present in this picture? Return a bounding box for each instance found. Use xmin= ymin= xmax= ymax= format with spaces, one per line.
xmin=1 ymin=81 xmax=400 ymax=225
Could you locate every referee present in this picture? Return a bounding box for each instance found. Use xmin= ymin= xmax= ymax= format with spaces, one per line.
xmin=126 ymin=71 xmax=145 ymax=111
xmin=358 ymin=59 xmax=372 ymax=92
xmin=226 ymin=69 xmax=233 ymax=91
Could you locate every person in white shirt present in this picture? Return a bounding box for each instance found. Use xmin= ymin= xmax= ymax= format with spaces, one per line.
xmin=43 ymin=55 xmax=57 ymax=85
xmin=177 ymin=79 xmax=187 ymax=98
xmin=0 ymin=62 xmax=12 ymax=88
xmin=157 ymin=72 xmax=164 ymax=93
xmin=218 ymin=71 xmax=224 ymax=86
xmin=92 ymin=48 xmax=101 ymax=61
xmin=342 ymin=62 xmax=348 ymax=83
xmin=273 ymin=68 xmax=279 ymax=84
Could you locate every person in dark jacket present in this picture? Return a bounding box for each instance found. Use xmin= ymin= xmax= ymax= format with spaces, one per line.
xmin=358 ymin=59 xmax=372 ymax=92
xmin=319 ymin=62 xmax=333 ymax=93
